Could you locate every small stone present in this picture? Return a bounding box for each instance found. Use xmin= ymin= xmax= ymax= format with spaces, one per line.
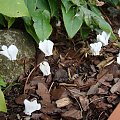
xmin=0 ymin=29 xmax=35 ymax=82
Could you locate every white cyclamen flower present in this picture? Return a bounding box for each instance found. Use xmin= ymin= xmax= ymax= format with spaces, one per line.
xmin=90 ymin=42 xmax=102 ymax=56
xmin=0 ymin=45 xmax=18 ymax=60
xmin=117 ymin=53 xmax=120 ymax=65
xmin=97 ymin=31 xmax=111 ymax=46
xmin=24 ymin=99 xmax=41 ymax=115
xmin=118 ymin=28 xmax=120 ymax=37
xmin=39 ymin=40 xmax=54 ymax=56
xmin=39 ymin=61 xmax=51 ymax=76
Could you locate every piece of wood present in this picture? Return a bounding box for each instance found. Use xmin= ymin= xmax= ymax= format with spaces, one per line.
xmin=108 ymin=102 xmax=120 ymax=120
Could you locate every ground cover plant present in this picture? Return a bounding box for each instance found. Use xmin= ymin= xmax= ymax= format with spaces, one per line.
xmin=0 ymin=0 xmax=120 ymax=119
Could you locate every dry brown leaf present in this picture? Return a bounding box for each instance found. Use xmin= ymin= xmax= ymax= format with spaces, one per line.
xmin=62 ymin=109 xmax=83 ymax=120
xmin=51 ymin=86 xmax=67 ymax=101
xmin=15 ymin=94 xmax=29 ymax=105
xmin=79 ymin=96 xmax=89 ymax=111
xmin=110 ymin=81 xmax=120 ymax=93
xmin=36 ymin=83 xmax=51 ymax=105
xmin=87 ymin=83 xmax=99 ymax=95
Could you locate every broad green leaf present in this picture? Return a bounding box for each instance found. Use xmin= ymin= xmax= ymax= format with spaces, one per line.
xmin=37 ymin=0 xmax=50 ymax=12
xmin=88 ymin=4 xmax=103 ymax=17
xmin=62 ymin=5 xmax=83 ymax=38
xmin=0 ymin=89 xmax=7 ymax=112
xmin=62 ymin=0 xmax=73 ymax=12
xmin=25 ymin=0 xmax=37 ymax=16
xmin=33 ymin=10 xmax=52 ymax=41
xmin=23 ymin=16 xmax=32 ymax=26
xmin=24 ymin=23 xmax=40 ymax=43
xmin=0 ymin=77 xmax=6 ymax=87
xmin=0 ymin=14 xmax=5 ymax=26
xmin=0 ymin=0 xmax=29 ymax=17
xmin=48 ymin=0 xmax=58 ymax=17
xmin=81 ymin=6 xmax=116 ymax=40
xmin=71 ymin=0 xmax=86 ymax=6
xmin=4 ymin=16 xmax=15 ymax=28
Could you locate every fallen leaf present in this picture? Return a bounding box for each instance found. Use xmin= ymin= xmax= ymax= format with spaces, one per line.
xmin=36 ymin=83 xmax=51 ymax=105
xmin=110 ymin=81 xmax=120 ymax=93
xmin=62 ymin=108 xmax=83 ymax=120
xmin=87 ymin=83 xmax=99 ymax=95
xmin=15 ymin=94 xmax=29 ymax=105
xmin=51 ymin=86 xmax=66 ymax=101
xmin=54 ymin=68 xmax=68 ymax=82
xmin=79 ymin=96 xmax=89 ymax=111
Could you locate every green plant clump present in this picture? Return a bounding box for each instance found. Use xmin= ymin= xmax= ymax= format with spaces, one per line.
xmin=0 ymin=76 xmax=7 ymax=112
xmin=0 ymin=0 xmax=119 ymax=43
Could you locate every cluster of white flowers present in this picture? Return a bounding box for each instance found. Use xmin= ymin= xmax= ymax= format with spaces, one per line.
xmin=0 ymin=44 xmax=18 ymax=60
xmin=39 ymin=39 xmax=54 ymax=76
xmin=90 ymin=31 xmax=110 ymax=55
xmin=0 ymin=39 xmax=54 ymax=115
xmin=90 ymin=29 xmax=120 ymax=65
xmin=23 ymin=39 xmax=54 ymax=115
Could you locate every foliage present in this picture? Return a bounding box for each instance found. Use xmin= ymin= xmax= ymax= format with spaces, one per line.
xmin=0 ymin=0 xmax=29 ymax=17
xmin=0 ymin=76 xmax=7 ymax=112
xmin=0 ymin=0 xmax=119 ymax=42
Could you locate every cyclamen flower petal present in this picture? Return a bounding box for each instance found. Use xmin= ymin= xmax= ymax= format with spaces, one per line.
xmin=97 ymin=31 xmax=111 ymax=46
xmin=90 ymin=42 xmax=102 ymax=56
xmin=118 ymin=28 xmax=120 ymax=37
xmin=24 ymin=99 xmax=41 ymax=115
xmin=117 ymin=53 xmax=120 ymax=65
xmin=0 ymin=45 xmax=18 ymax=60
xmin=39 ymin=61 xmax=51 ymax=76
xmin=39 ymin=40 xmax=54 ymax=56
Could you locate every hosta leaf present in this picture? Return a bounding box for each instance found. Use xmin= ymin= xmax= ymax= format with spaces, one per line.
xmin=0 ymin=14 xmax=5 ymax=26
xmin=0 ymin=0 xmax=29 ymax=17
xmin=0 ymin=77 xmax=6 ymax=87
xmin=33 ymin=10 xmax=52 ymax=41
xmin=24 ymin=23 xmax=40 ymax=43
xmin=0 ymin=89 xmax=7 ymax=112
xmin=62 ymin=0 xmax=73 ymax=12
xmin=37 ymin=0 xmax=50 ymax=12
xmin=25 ymin=0 xmax=37 ymax=16
xmin=62 ymin=5 xmax=83 ymax=38
xmin=48 ymin=0 xmax=58 ymax=17
xmin=81 ymin=6 xmax=116 ymax=40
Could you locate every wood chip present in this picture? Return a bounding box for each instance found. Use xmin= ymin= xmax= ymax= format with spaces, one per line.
xmin=56 ymin=97 xmax=71 ymax=108
xmin=108 ymin=103 xmax=120 ymax=120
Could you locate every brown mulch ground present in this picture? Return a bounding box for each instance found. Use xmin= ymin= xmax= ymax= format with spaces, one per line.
xmin=0 ymin=5 xmax=120 ymax=120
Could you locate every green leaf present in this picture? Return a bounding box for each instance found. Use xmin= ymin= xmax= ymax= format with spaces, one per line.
xmin=0 ymin=14 xmax=6 ymax=26
xmin=81 ymin=6 xmax=116 ymax=40
xmin=62 ymin=0 xmax=73 ymax=12
xmin=71 ymin=0 xmax=86 ymax=6
xmin=24 ymin=23 xmax=40 ymax=43
xmin=88 ymin=4 xmax=103 ymax=17
xmin=0 ymin=88 xmax=7 ymax=112
xmin=48 ymin=0 xmax=58 ymax=17
xmin=0 ymin=77 xmax=6 ymax=87
xmin=62 ymin=5 xmax=83 ymax=38
xmin=0 ymin=0 xmax=29 ymax=17
xmin=25 ymin=0 xmax=37 ymax=16
xmin=33 ymin=10 xmax=52 ymax=41
xmin=36 ymin=0 xmax=50 ymax=12
xmin=4 ymin=16 xmax=15 ymax=28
